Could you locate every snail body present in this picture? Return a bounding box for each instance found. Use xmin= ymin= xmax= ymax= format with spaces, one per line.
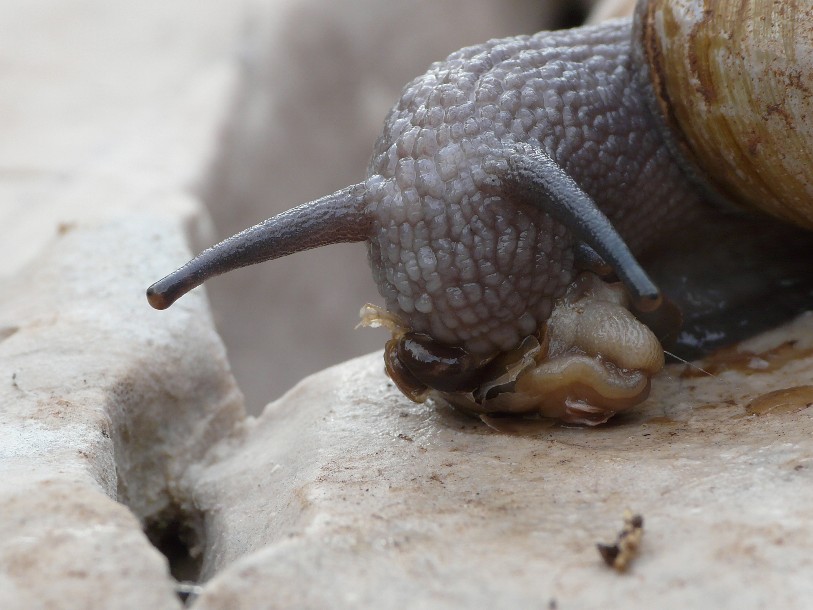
xmin=148 ymin=0 xmax=813 ymax=424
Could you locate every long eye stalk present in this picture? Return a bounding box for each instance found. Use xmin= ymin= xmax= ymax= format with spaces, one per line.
xmin=501 ymin=148 xmax=662 ymax=312
xmin=146 ymin=184 xmax=370 ymax=310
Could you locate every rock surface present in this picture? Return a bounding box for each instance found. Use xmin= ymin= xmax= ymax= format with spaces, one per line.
xmin=186 ymin=334 xmax=813 ymax=608
xmin=0 ymin=220 xmax=244 ymax=610
xmin=3 ymin=0 xmax=813 ymax=609
xmin=0 ymin=0 xmax=246 ymax=607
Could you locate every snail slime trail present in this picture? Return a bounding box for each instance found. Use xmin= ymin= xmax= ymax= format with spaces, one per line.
xmin=148 ymin=0 xmax=813 ymax=425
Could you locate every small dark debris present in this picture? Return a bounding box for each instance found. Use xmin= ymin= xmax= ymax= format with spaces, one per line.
xmin=57 ymin=221 xmax=77 ymax=235
xmin=597 ymin=511 xmax=644 ymax=572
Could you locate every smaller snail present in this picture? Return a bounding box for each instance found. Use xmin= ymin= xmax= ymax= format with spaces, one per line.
xmin=148 ymin=0 xmax=813 ymax=424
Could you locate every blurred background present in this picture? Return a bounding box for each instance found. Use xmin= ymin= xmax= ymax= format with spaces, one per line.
xmin=201 ymin=0 xmax=634 ymax=414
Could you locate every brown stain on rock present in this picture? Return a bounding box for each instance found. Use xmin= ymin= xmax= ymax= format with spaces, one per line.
xmin=746 ymin=385 xmax=813 ymax=416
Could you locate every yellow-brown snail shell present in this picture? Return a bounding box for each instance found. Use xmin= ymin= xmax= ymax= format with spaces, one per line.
xmin=638 ymin=0 xmax=813 ymax=228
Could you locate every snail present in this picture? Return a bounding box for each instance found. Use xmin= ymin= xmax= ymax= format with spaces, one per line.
xmin=147 ymin=0 xmax=813 ymax=424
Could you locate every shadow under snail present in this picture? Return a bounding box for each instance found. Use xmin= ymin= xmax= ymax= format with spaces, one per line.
xmin=147 ymin=0 xmax=813 ymax=424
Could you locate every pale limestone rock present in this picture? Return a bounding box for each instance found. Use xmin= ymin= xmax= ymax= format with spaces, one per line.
xmin=186 ymin=331 xmax=813 ymax=608
xmin=0 ymin=219 xmax=245 ymax=609
xmin=0 ymin=0 xmax=247 ymax=607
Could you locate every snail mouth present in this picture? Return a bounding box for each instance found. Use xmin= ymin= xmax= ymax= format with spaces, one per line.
xmin=361 ymin=272 xmax=665 ymax=425
xmin=470 ymin=351 xmax=655 ymax=425
xmin=444 ymin=273 xmax=664 ymax=425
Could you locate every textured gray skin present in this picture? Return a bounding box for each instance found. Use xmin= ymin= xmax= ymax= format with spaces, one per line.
xmin=364 ymin=20 xmax=701 ymax=356
xmin=148 ymin=19 xmax=705 ymax=360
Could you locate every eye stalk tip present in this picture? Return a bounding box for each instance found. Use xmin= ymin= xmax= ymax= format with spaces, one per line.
xmin=633 ymin=291 xmax=662 ymax=313
xmin=146 ymin=283 xmax=173 ymax=310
